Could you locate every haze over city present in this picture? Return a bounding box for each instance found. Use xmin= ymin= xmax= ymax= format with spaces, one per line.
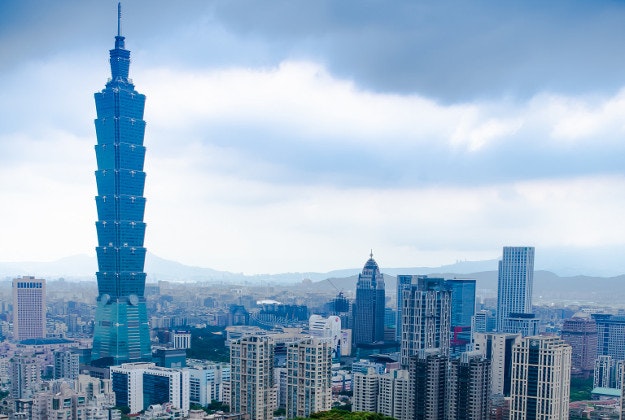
xmin=3 ymin=1 xmax=625 ymax=275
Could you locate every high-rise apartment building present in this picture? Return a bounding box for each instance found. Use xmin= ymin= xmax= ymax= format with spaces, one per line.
xmin=396 ymin=275 xmax=413 ymax=342
xmin=285 ymin=338 xmax=332 ymax=419
xmin=509 ymin=336 xmax=571 ymax=420
xmin=92 ymin=4 xmax=151 ymax=364
xmin=496 ymin=246 xmax=535 ymax=334
xmin=12 ymin=276 xmax=46 ymax=341
xmin=54 ymin=349 xmax=80 ymax=380
xmin=472 ymin=332 xmax=521 ymax=396
xmin=446 ymin=351 xmax=491 ymax=420
xmin=10 ymin=353 xmax=41 ymax=399
xmin=352 ymin=367 xmax=411 ymax=420
xmin=352 ymin=367 xmax=379 ymax=413
xmin=230 ymin=335 xmax=276 ymax=420
xmin=561 ymin=315 xmax=597 ymax=377
xmin=377 ymin=369 xmax=411 ymax=420
xmin=594 ymin=355 xmax=614 ymax=388
xmin=409 ymin=348 xmax=447 ymax=420
xmin=400 ymin=277 xmax=451 ymax=368
xmin=353 ymin=253 xmax=386 ymax=347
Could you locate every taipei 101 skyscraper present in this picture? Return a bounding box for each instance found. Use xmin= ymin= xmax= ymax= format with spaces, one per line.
xmin=92 ymin=3 xmax=151 ymax=364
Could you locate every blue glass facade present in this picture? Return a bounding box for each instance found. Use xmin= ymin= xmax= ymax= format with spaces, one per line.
xmin=447 ymin=279 xmax=476 ymax=329
xmin=353 ymin=254 xmax=385 ymax=346
xmin=143 ymin=373 xmax=170 ymax=408
xmin=92 ymin=22 xmax=151 ymax=364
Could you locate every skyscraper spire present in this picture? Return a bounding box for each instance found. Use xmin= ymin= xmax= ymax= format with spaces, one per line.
xmin=114 ymin=2 xmax=125 ymax=51
xmin=117 ymin=2 xmax=122 ymax=37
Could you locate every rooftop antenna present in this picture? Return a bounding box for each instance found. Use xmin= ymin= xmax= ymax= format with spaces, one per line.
xmin=117 ymin=2 xmax=122 ymax=36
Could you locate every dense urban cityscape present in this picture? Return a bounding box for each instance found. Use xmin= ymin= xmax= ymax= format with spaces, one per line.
xmin=3 ymin=2 xmax=625 ymax=420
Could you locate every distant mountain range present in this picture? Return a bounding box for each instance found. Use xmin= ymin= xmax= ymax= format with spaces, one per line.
xmin=4 ymin=244 xmax=625 ymax=283
xmin=1 ymin=253 xmax=623 ymax=303
xmin=0 ymin=253 xmax=505 ymax=283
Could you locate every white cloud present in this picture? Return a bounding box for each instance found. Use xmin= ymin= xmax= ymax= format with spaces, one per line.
xmin=4 ymin=54 xmax=625 ymax=273
xmin=535 ymin=90 xmax=625 ymax=142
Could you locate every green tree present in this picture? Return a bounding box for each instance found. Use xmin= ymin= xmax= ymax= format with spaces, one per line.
xmin=569 ymin=376 xmax=593 ymax=402
xmin=187 ymin=327 xmax=230 ymax=362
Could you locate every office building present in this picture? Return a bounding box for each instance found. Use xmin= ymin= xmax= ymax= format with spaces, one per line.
xmin=230 ymin=335 xmax=276 ymax=420
xmin=447 ymin=279 xmax=476 ymax=354
xmin=561 ymin=315 xmax=597 ymax=377
xmin=509 ymin=336 xmax=571 ymax=420
xmin=592 ymin=314 xmax=625 ymax=360
xmin=143 ymin=366 xmax=190 ymax=416
xmin=353 ymin=253 xmax=386 ymax=347
xmin=187 ymin=361 xmax=230 ymax=406
xmin=172 ymin=331 xmax=192 ymax=350
xmin=12 ymin=276 xmax=46 ymax=341
xmin=54 ymin=349 xmax=80 ymax=380
xmin=286 ymin=338 xmax=332 ymax=419
xmin=500 ymin=313 xmax=539 ymax=337
xmin=409 ymin=348 xmax=447 ymax=420
xmin=309 ymin=315 xmax=342 ymax=359
xmin=472 ymin=309 xmax=495 ymax=334
xmin=92 ymin=4 xmax=151 ymax=364
xmin=472 ymin=332 xmax=521 ymax=396
xmin=446 ymin=351 xmax=491 ymax=420
xmin=496 ymin=246 xmax=535 ymax=334
xmin=110 ymin=362 xmax=190 ymax=415
xmin=152 ymin=347 xmax=187 ymax=368
xmin=400 ymin=277 xmax=451 ymax=368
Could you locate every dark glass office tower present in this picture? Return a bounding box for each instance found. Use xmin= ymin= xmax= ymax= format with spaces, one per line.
xmin=92 ymin=6 xmax=151 ymax=364
xmin=353 ymin=253 xmax=385 ymax=346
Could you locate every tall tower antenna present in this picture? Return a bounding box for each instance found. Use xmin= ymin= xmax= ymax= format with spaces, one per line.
xmin=117 ymin=2 xmax=122 ymax=36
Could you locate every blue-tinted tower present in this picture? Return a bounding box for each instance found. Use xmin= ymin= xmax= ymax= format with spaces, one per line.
xmin=92 ymin=4 xmax=151 ymax=364
xmin=447 ymin=279 xmax=476 ymax=355
xmin=353 ymin=253 xmax=385 ymax=346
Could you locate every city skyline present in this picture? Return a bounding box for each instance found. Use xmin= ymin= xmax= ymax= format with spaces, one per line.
xmin=3 ymin=1 xmax=625 ymax=275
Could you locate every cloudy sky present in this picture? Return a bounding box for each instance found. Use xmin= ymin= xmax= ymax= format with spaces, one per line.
xmin=2 ymin=0 xmax=625 ymax=275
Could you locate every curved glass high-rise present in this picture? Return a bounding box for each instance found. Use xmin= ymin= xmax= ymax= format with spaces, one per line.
xmin=92 ymin=5 xmax=151 ymax=364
